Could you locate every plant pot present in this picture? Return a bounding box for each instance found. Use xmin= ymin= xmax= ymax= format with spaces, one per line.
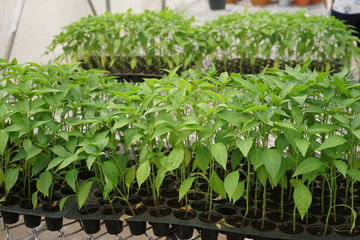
xmin=173 ymin=210 xmax=197 ymax=239
xmin=79 ymin=205 xmax=100 ymax=234
xmin=294 ymin=0 xmax=309 ymax=6
xmin=198 ymin=212 xmax=222 ymax=240
xmin=306 ymin=225 xmax=332 ymax=236
xmin=251 ymin=0 xmax=269 ymax=5
xmin=19 ymin=200 xmax=41 ymax=228
xmin=208 ymin=0 xmax=226 ymax=10
xmin=149 ymin=207 xmax=172 ymax=237
xmin=125 ymin=206 xmax=148 ymax=235
xmin=102 ymin=206 xmax=123 ymax=235
xmin=279 ymin=0 xmax=291 ymax=6
xmin=226 ymin=232 xmax=245 ymax=240
xmin=104 ymin=220 xmax=123 ymax=235
xmin=43 ymin=204 xmax=63 ymax=231
xmin=1 ymin=211 xmax=19 ymax=225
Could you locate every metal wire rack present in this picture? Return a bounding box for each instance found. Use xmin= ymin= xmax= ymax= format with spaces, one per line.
xmin=0 ymin=216 xmax=204 ymax=240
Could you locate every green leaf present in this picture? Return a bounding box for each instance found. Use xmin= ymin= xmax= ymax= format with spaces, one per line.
xmin=236 ymin=138 xmax=253 ymax=157
xmin=77 ymin=181 xmax=93 ymax=209
xmin=295 ymin=138 xmax=310 ymax=157
xmin=0 ymin=130 xmax=8 ymax=156
xmin=162 ymin=148 xmax=184 ymax=171
xmin=249 ymin=148 xmax=264 ymax=170
xmin=136 ymin=161 xmax=150 ymax=188
xmin=263 ymin=149 xmax=282 ymax=181
xmin=306 ymin=124 xmax=339 ymax=135
xmin=5 ymin=167 xmax=19 ymax=195
xmin=347 ymin=169 xmax=360 ymax=181
xmin=352 ymin=129 xmax=360 ymax=140
xmin=113 ymin=118 xmax=131 ymax=130
xmin=333 ymin=160 xmax=347 ymax=179
xmin=37 ymin=171 xmax=53 ymax=196
xmin=230 ymin=148 xmax=243 ymax=170
xmin=26 ymin=147 xmax=43 ymax=160
xmin=124 ymin=128 xmax=143 ymax=147
xmin=125 ymin=166 xmax=136 ymax=188
xmin=102 ymin=161 xmax=119 ymax=187
xmin=293 ymin=157 xmax=322 ymax=177
xmin=32 ymin=191 xmax=38 ymax=209
xmin=231 ymin=181 xmax=245 ymax=204
xmin=179 ymin=177 xmax=195 ymax=201
xmin=86 ymin=155 xmax=96 ymax=170
xmin=316 ymin=135 xmax=347 ymax=151
xmin=23 ymin=139 xmax=32 ymax=153
xmin=193 ymin=145 xmax=211 ymax=172
xmin=51 ymin=145 xmax=70 ymax=158
xmin=65 ymin=168 xmax=78 ymax=192
xmin=211 ymin=142 xmax=227 ymax=170
xmin=210 ymin=171 xmax=226 ymax=198
xmin=242 ymin=105 xmax=267 ymax=113
xmin=46 ymin=157 xmax=65 ymax=170
xmin=155 ymin=168 xmax=165 ymax=195
xmin=224 ymin=171 xmax=239 ymax=200
xmin=59 ymin=196 xmax=70 ymax=211
xmin=130 ymin=58 xmax=137 ymax=69
xmin=57 ymin=155 xmax=79 ymax=171
xmin=294 ymin=182 xmax=312 ymax=220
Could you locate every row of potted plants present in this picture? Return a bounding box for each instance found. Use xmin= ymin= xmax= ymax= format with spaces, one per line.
xmin=45 ymin=9 xmax=359 ymax=77
xmin=1 ymin=58 xmax=360 ymax=238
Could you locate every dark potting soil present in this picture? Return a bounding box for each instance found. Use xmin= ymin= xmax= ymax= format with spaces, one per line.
xmin=251 ymin=220 xmax=276 ymax=232
xmin=40 ymin=193 xmax=62 ymax=202
xmin=295 ymin=214 xmax=318 ymax=225
xmin=125 ymin=205 xmax=147 ymax=216
xmin=266 ymin=211 xmax=291 ymax=223
xmin=137 ymin=188 xmax=152 ymax=197
xmin=60 ymin=186 xmax=75 ymax=195
xmin=102 ymin=206 xmax=123 ymax=216
xmin=278 ymin=222 xmax=304 ymax=234
xmin=119 ymin=195 xmax=142 ymax=206
xmin=187 ymin=192 xmax=204 ymax=201
xmin=306 ymin=225 xmax=332 ymax=236
xmin=149 ymin=207 xmax=172 ymax=218
xmin=167 ymin=198 xmax=187 ymax=208
xmin=160 ymin=188 xmax=178 ymax=198
xmin=2 ymin=195 xmax=21 ymax=206
xmin=335 ymin=226 xmax=360 ymax=237
xmin=241 ymin=208 xmax=262 ymax=220
xmin=216 ymin=205 xmax=238 ymax=216
xmin=191 ymin=201 xmax=212 ymax=212
xmin=319 ymin=215 xmax=346 ymax=225
xmin=78 ymin=170 xmax=95 ymax=180
xmin=144 ymin=197 xmax=166 ymax=207
xmin=173 ymin=209 xmax=197 ymax=220
xmin=79 ymin=205 xmax=99 ymax=215
xmin=198 ymin=211 xmax=222 ymax=224
xmin=225 ymin=216 xmax=250 ymax=228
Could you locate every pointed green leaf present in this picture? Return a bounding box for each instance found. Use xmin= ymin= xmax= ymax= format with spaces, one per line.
xmin=347 ymin=169 xmax=360 ymax=181
xmin=294 ymin=182 xmax=312 ymax=220
xmin=211 ymin=142 xmax=227 ymax=170
xmin=210 ymin=171 xmax=226 ymax=198
xmin=236 ymin=138 xmax=253 ymax=157
xmin=51 ymin=145 xmax=70 ymax=158
xmin=5 ymin=167 xmax=19 ymax=195
xmin=65 ymin=168 xmax=78 ymax=192
xmin=306 ymin=124 xmax=339 ymax=135
xmin=86 ymin=155 xmax=96 ymax=170
xmin=77 ymin=181 xmax=93 ymax=209
xmin=0 ymin=130 xmax=8 ymax=155
xmin=293 ymin=157 xmax=322 ymax=177
xmin=263 ymin=149 xmax=282 ymax=181
xmin=102 ymin=161 xmax=119 ymax=187
xmin=295 ymin=138 xmax=310 ymax=157
xmin=125 ymin=166 xmax=136 ymax=188
xmin=193 ymin=145 xmax=211 ymax=172
xmin=231 ymin=181 xmax=245 ymax=204
xmin=333 ymin=160 xmax=347 ymax=179
xmin=162 ymin=148 xmax=184 ymax=171
xmin=59 ymin=196 xmax=70 ymax=211
xmin=179 ymin=177 xmax=195 ymax=201
xmin=37 ymin=171 xmax=53 ymax=196
xmin=136 ymin=161 xmax=150 ymax=188
xmin=316 ymin=135 xmax=347 ymax=151
xmin=224 ymin=171 xmax=239 ymax=200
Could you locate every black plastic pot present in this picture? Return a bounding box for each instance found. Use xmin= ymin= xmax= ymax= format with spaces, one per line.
xmin=104 ymin=220 xmax=123 ymax=235
xmin=45 ymin=217 xmax=63 ymax=231
xmin=79 ymin=205 xmax=100 ymax=234
xmin=200 ymin=228 xmax=219 ymax=240
xmin=102 ymin=206 xmax=123 ymax=235
xmin=1 ymin=211 xmax=19 ymax=225
xmin=81 ymin=219 xmax=100 ymax=234
xmin=226 ymin=232 xmax=245 ymax=240
xmin=43 ymin=204 xmax=63 ymax=231
xmin=125 ymin=206 xmax=148 ymax=236
xmin=208 ymin=0 xmax=226 ymax=10
xmin=19 ymin=200 xmax=41 ymax=228
xmin=173 ymin=210 xmax=197 ymax=239
xmin=149 ymin=207 xmax=172 ymax=237
xmin=23 ymin=214 xmax=42 ymax=228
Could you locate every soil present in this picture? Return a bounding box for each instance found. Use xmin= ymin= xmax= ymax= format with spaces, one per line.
xmin=266 ymin=211 xmax=291 ymax=223
xmin=173 ymin=209 xmax=197 ymax=220
xmin=216 ymin=205 xmax=238 ymax=216
xmin=167 ymin=198 xmax=187 ymax=208
xmin=160 ymin=188 xmax=178 ymax=198
xmin=278 ymin=222 xmax=304 ymax=234
xmin=225 ymin=216 xmax=250 ymax=228
xmin=335 ymin=226 xmax=360 ymax=237
xmin=251 ymin=220 xmax=276 ymax=232
xmin=241 ymin=208 xmax=262 ymax=220
xmin=306 ymin=225 xmax=332 ymax=236
xmin=143 ymin=197 xmax=165 ymax=207
xmin=320 ymin=215 xmax=346 ymax=225
xmin=149 ymin=207 xmax=172 ymax=218
xmin=198 ymin=211 xmax=222 ymax=223
xmin=295 ymin=214 xmax=318 ymax=225
xmin=125 ymin=205 xmax=147 ymax=216
xmin=191 ymin=201 xmax=211 ymax=211
xmin=79 ymin=205 xmax=99 ymax=215
xmin=187 ymin=192 xmax=204 ymax=201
